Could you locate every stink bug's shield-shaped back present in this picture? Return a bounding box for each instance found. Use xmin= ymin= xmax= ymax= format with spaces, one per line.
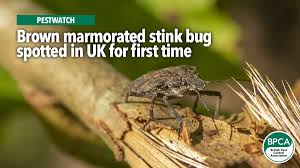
xmin=126 ymin=65 xmax=222 ymax=127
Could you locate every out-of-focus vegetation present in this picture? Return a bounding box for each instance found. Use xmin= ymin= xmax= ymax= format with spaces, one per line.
xmin=0 ymin=0 xmax=244 ymax=167
xmin=32 ymin=0 xmax=244 ymax=80
xmin=138 ymin=0 xmax=240 ymax=63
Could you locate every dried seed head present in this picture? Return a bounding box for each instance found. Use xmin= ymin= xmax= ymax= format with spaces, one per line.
xmin=231 ymin=62 xmax=300 ymax=157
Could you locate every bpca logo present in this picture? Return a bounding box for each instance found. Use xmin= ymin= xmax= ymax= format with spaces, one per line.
xmin=263 ymin=131 xmax=295 ymax=163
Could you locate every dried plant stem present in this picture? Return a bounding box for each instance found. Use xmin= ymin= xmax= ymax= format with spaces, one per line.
xmin=232 ymin=63 xmax=300 ymax=159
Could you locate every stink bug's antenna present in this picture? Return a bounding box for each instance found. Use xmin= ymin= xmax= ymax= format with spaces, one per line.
xmin=205 ymin=78 xmax=251 ymax=85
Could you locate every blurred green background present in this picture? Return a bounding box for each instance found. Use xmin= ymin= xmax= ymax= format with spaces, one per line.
xmin=1 ymin=0 xmax=300 ymax=167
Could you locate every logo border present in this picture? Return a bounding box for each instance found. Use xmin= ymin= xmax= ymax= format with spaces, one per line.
xmin=262 ymin=131 xmax=295 ymax=163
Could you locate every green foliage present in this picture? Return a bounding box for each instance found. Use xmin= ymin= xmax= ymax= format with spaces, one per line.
xmin=0 ymin=69 xmax=24 ymax=101
xmin=0 ymin=68 xmax=29 ymax=144
xmin=137 ymin=0 xmax=240 ymax=63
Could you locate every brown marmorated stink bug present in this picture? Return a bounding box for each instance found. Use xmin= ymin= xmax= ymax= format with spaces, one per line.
xmin=125 ymin=65 xmax=222 ymax=124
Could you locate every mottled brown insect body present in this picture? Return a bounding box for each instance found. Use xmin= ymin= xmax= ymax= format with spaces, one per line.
xmin=126 ymin=65 xmax=222 ymax=122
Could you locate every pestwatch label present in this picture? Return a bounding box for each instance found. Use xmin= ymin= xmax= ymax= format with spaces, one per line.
xmin=263 ymin=131 xmax=295 ymax=163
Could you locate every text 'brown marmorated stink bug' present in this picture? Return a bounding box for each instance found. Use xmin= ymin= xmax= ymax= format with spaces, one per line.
xmin=125 ymin=65 xmax=222 ymax=124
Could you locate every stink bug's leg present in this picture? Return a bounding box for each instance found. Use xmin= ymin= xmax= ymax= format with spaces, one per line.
xmin=163 ymin=96 xmax=181 ymax=122
xmin=193 ymin=90 xmax=213 ymax=116
xmin=193 ymin=93 xmax=199 ymax=112
xmin=125 ymin=91 xmax=130 ymax=103
xmin=215 ymin=95 xmax=221 ymax=119
xmin=199 ymin=90 xmax=222 ymax=119
xmin=142 ymin=94 xmax=157 ymax=130
xmin=149 ymin=94 xmax=157 ymax=120
xmin=196 ymin=90 xmax=220 ymax=134
xmin=199 ymin=95 xmax=210 ymax=113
